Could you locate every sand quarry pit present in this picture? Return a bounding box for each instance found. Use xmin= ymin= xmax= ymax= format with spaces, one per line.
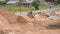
xmin=0 ymin=8 xmax=60 ymax=34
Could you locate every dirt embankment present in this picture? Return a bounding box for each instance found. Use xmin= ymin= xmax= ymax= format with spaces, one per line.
xmin=0 ymin=8 xmax=60 ymax=34
xmin=0 ymin=8 xmax=17 ymax=24
xmin=14 ymin=13 xmax=32 ymax=23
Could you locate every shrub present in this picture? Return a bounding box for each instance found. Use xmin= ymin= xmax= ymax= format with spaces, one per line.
xmin=32 ymin=0 xmax=39 ymax=10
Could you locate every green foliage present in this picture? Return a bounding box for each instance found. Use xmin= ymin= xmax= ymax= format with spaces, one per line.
xmin=32 ymin=0 xmax=39 ymax=10
xmin=5 ymin=0 xmax=9 ymax=2
xmin=57 ymin=0 xmax=60 ymax=4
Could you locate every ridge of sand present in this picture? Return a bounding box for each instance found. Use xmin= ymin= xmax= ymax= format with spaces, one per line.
xmin=0 ymin=8 xmax=17 ymax=24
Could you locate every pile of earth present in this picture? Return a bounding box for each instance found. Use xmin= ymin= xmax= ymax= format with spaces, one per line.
xmin=0 ymin=8 xmax=17 ymax=24
xmin=34 ymin=12 xmax=60 ymax=28
xmin=14 ymin=12 xmax=33 ymax=23
xmin=0 ymin=8 xmax=60 ymax=34
xmin=55 ymin=11 xmax=60 ymax=16
xmin=0 ymin=8 xmax=36 ymax=34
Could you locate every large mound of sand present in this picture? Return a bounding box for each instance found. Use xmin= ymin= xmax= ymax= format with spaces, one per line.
xmin=0 ymin=14 xmax=11 ymax=28
xmin=15 ymin=13 xmax=32 ymax=23
xmin=0 ymin=8 xmax=23 ymax=34
xmin=34 ymin=14 xmax=60 ymax=28
xmin=0 ymin=8 xmax=17 ymax=24
xmin=0 ymin=8 xmax=60 ymax=34
xmin=55 ymin=11 xmax=60 ymax=16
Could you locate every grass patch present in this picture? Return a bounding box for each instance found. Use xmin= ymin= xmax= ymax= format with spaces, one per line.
xmin=0 ymin=5 xmax=59 ymax=13
xmin=39 ymin=6 xmax=48 ymax=10
xmin=0 ymin=6 xmax=32 ymax=12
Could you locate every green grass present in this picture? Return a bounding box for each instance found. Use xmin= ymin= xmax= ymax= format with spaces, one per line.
xmin=0 ymin=6 xmax=32 ymax=12
xmin=51 ymin=5 xmax=60 ymax=8
xmin=39 ymin=6 xmax=48 ymax=10
xmin=0 ymin=5 xmax=59 ymax=13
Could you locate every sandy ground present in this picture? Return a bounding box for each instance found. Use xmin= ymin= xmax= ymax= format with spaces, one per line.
xmin=0 ymin=8 xmax=60 ymax=34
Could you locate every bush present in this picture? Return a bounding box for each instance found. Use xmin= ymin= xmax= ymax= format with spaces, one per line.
xmin=32 ymin=0 xmax=39 ymax=10
xmin=57 ymin=0 xmax=60 ymax=4
xmin=5 ymin=0 xmax=9 ymax=2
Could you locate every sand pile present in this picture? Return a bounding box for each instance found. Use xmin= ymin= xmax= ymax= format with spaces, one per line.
xmin=0 ymin=8 xmax=33 ymax=24
xmin=0 ymin=8 xmax=60 ymax=34
xmin=15 ymin=13 xmax=32 ymax=23
xmin=0 ymin=8 xmax=17 ymax=24
xmin=34 ymin=14 xmax=49 ymax=27
xmin=0 ymin=8 xmax=21 ymax=34
xmin=0 ymin=14 xmax=15 ymax=34
xmin=55 ymin=11 xmax=60 ymax=16
xmin=0 ymin=9 xmax=23 ymax=34
xmin=0 ymin=14 xmax=11 ymax=28
xmin=34 ymin=14 xmax=60 ymax=28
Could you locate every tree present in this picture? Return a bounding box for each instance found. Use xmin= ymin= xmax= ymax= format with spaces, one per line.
xmin=58 ymin=0 xmax=60 ymax=4
xmin=5 ymin=0 xmax=9 ymax=2
xmin=57 ymin=0 xmax=60 ymax=4
xmin=32 ymin=0 xmax=39 ymax=10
